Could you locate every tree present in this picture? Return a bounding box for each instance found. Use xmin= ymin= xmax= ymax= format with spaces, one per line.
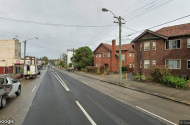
xmin=74 ymin=46 xmax=94 ymax=69
xmin=40 ymin=56 xmax=49 ymax=65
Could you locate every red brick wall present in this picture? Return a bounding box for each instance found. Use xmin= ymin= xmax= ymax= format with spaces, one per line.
xmin=94 ymin=40 xmax=134 ymax=72
xmin=134 ymin=33 xmax=190 ymax=77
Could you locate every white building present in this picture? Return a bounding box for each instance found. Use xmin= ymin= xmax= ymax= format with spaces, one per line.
xmin=67 ymin=49 xmax=74 ymax=66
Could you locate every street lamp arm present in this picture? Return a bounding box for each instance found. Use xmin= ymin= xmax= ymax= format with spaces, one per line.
xmin=26 ymin=37 xmax=39 ymax=41
xmin=108 ymin=10 xmax=118 ymax=18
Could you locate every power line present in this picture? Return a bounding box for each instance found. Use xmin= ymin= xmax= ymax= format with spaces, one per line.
xmin=0 ymin=17 xmax=117 ymax=28
xmin=122 ymin=14 xmax=190 ymax=37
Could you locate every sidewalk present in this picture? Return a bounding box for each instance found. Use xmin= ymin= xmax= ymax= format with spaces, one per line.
xmin=71 ymin=70 xmax=190 ymax=106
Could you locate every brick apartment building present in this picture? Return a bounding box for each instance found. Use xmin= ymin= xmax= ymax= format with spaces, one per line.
xmin=94 ymin=39 xmax=134 ymax=72
xmin=132 ymin=23 xmax=190 ymax=77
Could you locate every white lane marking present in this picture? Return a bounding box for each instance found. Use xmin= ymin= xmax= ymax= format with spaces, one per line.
xmin=81 ymin=80 xmax=88 ymax=85
xmin=52 ymin=72 xmax=70 ymax=91
xmin=136 ymin=106 xmax=177 ymax=125
xmin=32 ymin=86 xmax=36 ymax=92
xmin=75 ymin=101 xmax=96 ymax=125
xmin=54 ymin=72 xmax=70 ymax=91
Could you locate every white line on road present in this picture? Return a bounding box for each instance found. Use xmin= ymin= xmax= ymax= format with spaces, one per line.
xmin=75 ymin=101 xmax=97 ymax=125
xmin=52 ymin=72 xmax=70 ymax=91
xmin=81 ymin=80 xmax=88 ymax=85
xmin=32 ymin=86 xmax=36 ymax=93
xmin=136 ymin=106 xmax=177 ymax=125
xmin=54 ymin=72 xmax=70 ymax=91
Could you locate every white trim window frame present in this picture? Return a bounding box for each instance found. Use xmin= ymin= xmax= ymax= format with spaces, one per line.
xmin=187 ymin=60 xmax=190 ymax=69
xmin=129 ymin=64 xmax=132 ymax=68
xmin=96 ymin=63 xmax=98 ymax=67
xmin=153 ymin=41 xmax=156 ymax=50
xmin=165 ymin=59 xmax=181 ymax=69
xmin=152 ymin=60 xmax=156 ymax=67
xmin=99 ymin=54 xmax=101 ymax=58
xmin=144 ymin=42 xmax=150 ymax=51
xmin=188 ymin=38 xmax=190 ymax=48
xmin=107 ymin=52 xmax=110 ymax=58
xmin=96 ymin=54 xmax=98 ymax=58
xmin=129 ymin=53 xmax=132 ymax=57
xmin=140 ymin=43 xmax=142 ymax=51
xmin=140 ymin=60 xmax=142 ymax=68
xmin=103 ymin=52 xmax=106 ymax=58
xmin=144 ymin=60 xmax=150 ymax=69
xmin=166 ymin=39 xmax=181 ymax=50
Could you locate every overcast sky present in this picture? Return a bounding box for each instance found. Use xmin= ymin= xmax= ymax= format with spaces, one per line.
xmin=0 ymin=0 xmax=190 ymax=59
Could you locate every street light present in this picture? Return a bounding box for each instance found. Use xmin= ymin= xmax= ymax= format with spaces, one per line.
xmin=102 ymin=8 xmax=125 ymax=84
xmin=23 ymin=37 xmax=39 ymax=65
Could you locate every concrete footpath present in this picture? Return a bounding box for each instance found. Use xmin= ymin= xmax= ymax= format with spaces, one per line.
xmin=67 ymin=70 xmax=190 ymax=106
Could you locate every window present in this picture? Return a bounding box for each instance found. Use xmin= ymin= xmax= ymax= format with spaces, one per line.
xmin=140 ymin=60 xmax=142 ymax=68
xmin=129 ymin=53 xmax=132 ymax=57
xmin=103 ymin=53 xmax=106 ymax=58
xmin=133 ymin=53 xmax=134 ymax=57
xmin=96 ymin=63 xmax=98 ymax=67
xmin=188 ymin=39 xmax=190 ymax=48
xmin=152 ymin=60 xmax=156 ymax=67
xmin=107 ymin=53 xmax=110 ymax=57
xmin=153 ymin=41 xmax=156 ymax=50
xmin=122 ymin=54 xmax=125 ymax=61
xmin=166 ymin=60 xmax=181 ymax=69
xmin=99 ymin=54 xmax=101 ymax=57
xmin=140 ymin=43 xmax=142 ymax=51
xmin=187 ymin=60 xmax=190 ymax=69
xmin=99 ymin=63 xmax=101 ymax=67
xmin=144 ymin=60 xmax=150 ymax=69
xmin=96 ymin=54 xmax=98 ymax=58
xmin=129 ymin=64 xmax=132 ymax=68
xmin=166 ymin=40 xmax=180 ymax=49
xmin=144 ymin=42 xmax=150 ymax=51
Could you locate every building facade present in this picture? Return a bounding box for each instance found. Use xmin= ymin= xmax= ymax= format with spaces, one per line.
xmin=0 ymin=38 xmax=21 ymax=74
xmin=94 ymin=39 xmax=134 ymax=72
xmin=132 ymin=23 xmax=190 ymax=77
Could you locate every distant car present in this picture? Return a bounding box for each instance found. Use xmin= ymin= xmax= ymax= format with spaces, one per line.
xmin=51 ymin=67 xmax=55 ymax=72
xmin=0 ymin=76 xmax=21 ymax=108
xmin=17 ymin=74 xmax=23 ymax=79
xmin=37 ymin=71 xmax=41 ymax=75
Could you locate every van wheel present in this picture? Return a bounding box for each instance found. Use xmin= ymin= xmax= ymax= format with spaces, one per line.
xmin=0 ymin=96 xmax=7 ymax=108
xmin=15 ymin=86 xmax=21 ymax=96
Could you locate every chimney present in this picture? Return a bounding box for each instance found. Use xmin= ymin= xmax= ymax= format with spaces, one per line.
xmin=111 ymin=39 xmax=117 ymax=72
xmin=112 ymin=39 xmax=116 ymax=52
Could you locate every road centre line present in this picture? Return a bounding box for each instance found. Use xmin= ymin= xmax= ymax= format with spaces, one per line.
xmin=52 ymin=72 xmax=70 ymax=91
xmin=136 ymin=106 xmax=177 ymax=125
xmin=32 ymin=86 xmax=36 ymax=93
xmin=54 ymin=72 xmax=70 ymax=91
xmin=75 ymin=101 xmax=97 ymax=125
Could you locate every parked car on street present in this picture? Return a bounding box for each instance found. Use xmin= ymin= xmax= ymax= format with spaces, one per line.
xmin=24 ymin=65 xmax=39 ymax=79
xmin=0 ymin=75 xmax=21 ymax=108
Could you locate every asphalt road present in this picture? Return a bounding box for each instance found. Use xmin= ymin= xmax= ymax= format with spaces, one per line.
xmin=0 ymin=68 xmax=47 ymax=125
xmin=22 ymin=67 xmax=166 ymax=125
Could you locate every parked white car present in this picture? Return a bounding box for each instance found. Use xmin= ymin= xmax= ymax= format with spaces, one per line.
xmin=0 ymin=76 xmax=21 ymax=108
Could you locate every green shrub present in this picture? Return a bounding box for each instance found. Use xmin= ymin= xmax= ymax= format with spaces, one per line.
xmin=150 ymin=67 xmax=170 ymax=82
xmin=81 ymin=68 xmax=86 ymax=72
xmin=146 ymin=77 xmax=153 ymax=81
xmin=96 ymin=71 xmax=101 ymax=74
xmin=141 ymin=75 xmax=145 ymax=80
xmin=122 ymin=66 xmax=127 ymax=72
xmin=100 ymin=66 xmax=104 ymax=74
xmin=20 ymin=70 xmax=23 ymax=74
xmin=162 ymin=76 xmax=188 ymax=88
xmin=85 ymin=66 xmax=97 ymax=73
xmin=135 ymin=76 xmax=140 ymax=80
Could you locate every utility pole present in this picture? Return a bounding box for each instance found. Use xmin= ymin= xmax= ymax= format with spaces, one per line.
xmin=102 ymin=8 xmax=125 ymax=84
xmin=73 ymin=48 xmax=75 ymax=71
xmin=23 ymin=40 xmax=26 ymax=65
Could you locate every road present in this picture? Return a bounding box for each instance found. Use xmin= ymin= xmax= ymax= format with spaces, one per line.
xmin=22 ymin=67 xmax=166 ymax=125
xmin=0 ymin=68 xmax=47 ymax=125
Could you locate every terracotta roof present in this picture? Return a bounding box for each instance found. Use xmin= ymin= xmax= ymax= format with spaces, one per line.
xmin=155 ymin=23 xmax=190 ymax=37
xmin=116 ymin=44 xmax=133 ymax=51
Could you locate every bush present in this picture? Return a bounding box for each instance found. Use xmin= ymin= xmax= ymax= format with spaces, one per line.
xmin=146 ymin=77 xmax=153 ymax=81
xmin=81 ymin=68 xmax=86 ymax=72
xmin=122 ymin=66 xmax=127 ymax=72
xmin=162 ymin=76 xmax=188 ymax=88
xmin=150 ymin=67 xmax=170 ymax=82
xmin=134 ymin=71 xmax=140 ymax=80
xmin=100 ymin=66 xmax=105 ymax=74
xmin=85 ymin=66 xmax=97 ymax=73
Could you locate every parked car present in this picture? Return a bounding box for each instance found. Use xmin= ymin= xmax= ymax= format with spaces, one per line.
xmin=24 ymin=65 xmax=38 ymax=79
xmin=17 ymin=74 xmax=23 ymax=79
xmin=0 ymin=75 xmax=21 ymax=108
